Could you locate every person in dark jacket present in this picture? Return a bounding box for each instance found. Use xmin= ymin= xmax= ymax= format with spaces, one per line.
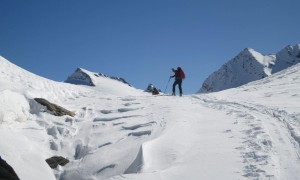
xmin=170 ymin=67 xmax=183 ymax=96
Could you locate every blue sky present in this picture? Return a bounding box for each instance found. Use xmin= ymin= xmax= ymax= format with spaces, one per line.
xmin=0 ymin=0 xmax=299 ymax=94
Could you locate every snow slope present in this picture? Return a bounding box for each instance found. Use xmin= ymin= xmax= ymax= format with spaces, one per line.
xmin=1 ymin=56 xmax=300 ymax=180
xmin=199 ymin=44 xmax=300 ymax=93
xmin=0 ymin=56 xmax=147 ymax=180
xmin=109 ymin=63 xmax=300 ymax=180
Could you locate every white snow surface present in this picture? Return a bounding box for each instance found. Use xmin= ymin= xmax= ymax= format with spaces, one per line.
xmin=1 ymin=56 xmax=300 ymax=180
xmin=199 ymin=44 xmax=300 ymax=93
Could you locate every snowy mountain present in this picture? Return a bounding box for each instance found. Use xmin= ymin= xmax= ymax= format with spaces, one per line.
xmin=1 ymin=56 xmax=300 ymax=180
xmin=66 ymin=68 xmax=131 ymax=87
xmin=65 ymin=68 xmax=139 ymax=96
xmin=199 ymin=44 xmax=300 ymax=93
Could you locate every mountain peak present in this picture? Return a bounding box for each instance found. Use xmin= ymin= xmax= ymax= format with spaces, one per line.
xmin=242 ymin=47 xmax=255 ymax=54
xmin=65 ymin=68 xmax=131 ymax=87
xmin=238 ymin=48 xmax=265 ymax=61
xmin=198 ymin=44 xmax=299 ymax=93
xmin=65 ymin=68 xmax=95 ymax=86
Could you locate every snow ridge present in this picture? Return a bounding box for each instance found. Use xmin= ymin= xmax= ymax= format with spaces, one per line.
xmin=199 ymin=44 xmax=300 ymax=93
xmin=65 ymin=68 xmax=131 ymax=87
xmin=65 ymin=67 xmax=141 ymax=96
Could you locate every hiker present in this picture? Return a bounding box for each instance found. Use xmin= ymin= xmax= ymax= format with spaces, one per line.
xmin=170 ymin=67 xmax=185 ymax=96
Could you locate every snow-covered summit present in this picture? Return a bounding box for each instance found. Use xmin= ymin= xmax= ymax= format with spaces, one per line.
xmin=272 ymin=44 xmax=300 ymax=73
xmin=65 ymin=68 xmax=96 ymax=86
xmin=198 ymin=44 xmax=300 ymax=93
xmin=65 ymin=68 xmax=141 ymax=96
xmin=65 ymin=68 xmax=131 ymax=87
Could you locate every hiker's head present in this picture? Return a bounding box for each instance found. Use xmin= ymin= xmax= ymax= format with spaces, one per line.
xmin=177 ymin=67 xmax=181 ymax=71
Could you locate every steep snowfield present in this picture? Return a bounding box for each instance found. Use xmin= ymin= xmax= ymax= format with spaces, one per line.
xmin=199 ymin=44 xmax=300 ymax=93
xmin=1 ymin=57 xmax=300 ymax=180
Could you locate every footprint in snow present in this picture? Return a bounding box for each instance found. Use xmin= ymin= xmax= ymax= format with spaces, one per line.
xmin=123 ymin=102 xmax=141 ymax=107
xmin=98 ymin=142 xmax=112 ymax=149
xmin=223 ymin=129 xmax=232 ymax=133
xmin=96 ymin=164 xmax=116 ymax=174
xmin=93 ymin=115 xmax=141 ymax=122
xmin=113 ymin=122 xmax=126 ymax=126
xmin=121 ymin=98 xmax=136 ymax=102
xmin=100 ymin=110 xmax=113 ymax=114
xmin=118 ymin=108 xmax=138 ymax=113
xmin=122 ymin=121 xmax=156 ymax=130
xmin=128 ymin=130 xmax=152 ymax=137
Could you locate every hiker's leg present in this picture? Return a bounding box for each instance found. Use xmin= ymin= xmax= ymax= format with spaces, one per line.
xmin=178 ymin=80 xmax=183 ymax=95
xmin=172 ymin=81 xmax=177 ymax=95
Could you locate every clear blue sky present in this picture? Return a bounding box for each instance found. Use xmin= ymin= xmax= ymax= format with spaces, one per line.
xmin=1 ymin=0 xmax=299 ymax=94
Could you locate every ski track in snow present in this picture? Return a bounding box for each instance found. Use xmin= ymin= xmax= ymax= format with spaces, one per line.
xmin=192 ymin=95 xmax=300 ymax=179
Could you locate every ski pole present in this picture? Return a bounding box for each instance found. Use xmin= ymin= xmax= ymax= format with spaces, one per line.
xmin=164 ymin=77 xmax=171 ymax=94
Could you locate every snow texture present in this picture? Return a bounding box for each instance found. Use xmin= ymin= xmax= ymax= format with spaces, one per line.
xmin=1 ymin=54 xmax=300 ymax=180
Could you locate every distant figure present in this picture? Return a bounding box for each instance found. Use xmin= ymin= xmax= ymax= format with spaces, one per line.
xmin=170 ymin=67 xmax=185 ymax=96
xmin=152 ymin=87 xmax=160 ymax=95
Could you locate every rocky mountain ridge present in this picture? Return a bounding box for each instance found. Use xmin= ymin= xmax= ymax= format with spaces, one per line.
xmin=199 ymin=44 xmax=300 ymax=93
xmin=65 ymin=68 xmax=131 ymax=87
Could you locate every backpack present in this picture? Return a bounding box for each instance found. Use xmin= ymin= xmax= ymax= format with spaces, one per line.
xmin=179 ymin=68 xmax=186 ymax=79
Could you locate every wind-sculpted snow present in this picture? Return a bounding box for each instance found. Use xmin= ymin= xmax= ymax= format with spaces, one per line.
xmin=1 ymin=57 xmax=300 ymax=180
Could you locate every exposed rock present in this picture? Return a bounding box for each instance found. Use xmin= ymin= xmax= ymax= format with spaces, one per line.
xmin=65 ymin=68 xmax=131 ymax=87
xmin=151 ymin=88 xmax=160 ymax=95
xmin=34 ymin=98 xmax=75 ymax=117
xmin=98 ymin=72 xmax=131 ymax=86
xmin=0 ymin=156 xmax=20 ymax=180
xmin=145 ymin=84 xmax=161 ymax=95
xmin=65 ymin=68 xmax=95 ymax=86
xmin=45 ymin=156 xmax=69 ymax=169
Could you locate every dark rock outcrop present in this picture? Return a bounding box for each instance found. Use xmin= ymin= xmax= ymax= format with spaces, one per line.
xmin=65 ymin=68 xmax=132 ymax=87
xmin=0 ymin=156 xmax=20 ymax=180
xmin=34 ymin=98 xmax=75 ymax=117
xmin=98 ymin=72 xmax=131 ymax=86
xmin=145 ymin=84 xmax=161 ymax=95
xmin=65 ymin=68 xmax=95 ymax=86
xmin=45 ymin=156 xmax=69 ymax=169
